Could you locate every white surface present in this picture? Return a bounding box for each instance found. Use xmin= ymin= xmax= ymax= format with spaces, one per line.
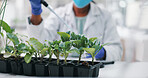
xmin=0 ymin=62 xmax=148 ymax=78
xmin=100 ymin=62 xmax=148 ymax=78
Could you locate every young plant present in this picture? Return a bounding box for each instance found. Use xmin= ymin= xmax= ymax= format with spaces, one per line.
xmin=83 ymin=43 xmax=109 ymax=65
xmin=49 ymin=40 xmax=61 ymax=65
xmin=24 ymin=41 xmax=36 ymax=64
xmin=26 ymin=38 xmax=45 ymax=63
xmin=5 ymin=33 xmax=25 ymax=60
xmin=60 ymin=41 xmax=72 ymax=65
xmin=40 ymin=47 xmax=48 ymax=63
xmin=71 ymin=34 xmax=89 ymax=64
xmin=44 ymin=41 xmax=53 ymax=62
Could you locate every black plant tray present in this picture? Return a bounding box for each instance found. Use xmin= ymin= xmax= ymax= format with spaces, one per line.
xmin=0 ymin=58 xmax=102 ymax=77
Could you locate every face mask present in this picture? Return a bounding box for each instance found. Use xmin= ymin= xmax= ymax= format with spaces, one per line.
xmin=73 ymin=0 xmax=92 ymax=8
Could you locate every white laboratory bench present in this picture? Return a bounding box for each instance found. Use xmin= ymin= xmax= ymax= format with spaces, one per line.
xmin=0 ymin=62 xmax=148 ymax=78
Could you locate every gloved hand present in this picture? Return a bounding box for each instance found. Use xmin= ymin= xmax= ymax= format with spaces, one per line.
xmin=29 ymin=0 xmax=42 ymax=15
xmin=86 ymin=47 xmax=106 ymax=60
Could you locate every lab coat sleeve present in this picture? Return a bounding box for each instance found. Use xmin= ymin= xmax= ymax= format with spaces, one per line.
xmin=27 ymin=9 xmax=61 ymax=43
xmin=103 ymin=13 xmax=123 ymax=61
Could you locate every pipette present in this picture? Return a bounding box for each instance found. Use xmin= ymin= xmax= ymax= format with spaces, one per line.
xmin=40 ymin=0 xmax=72 ymax=31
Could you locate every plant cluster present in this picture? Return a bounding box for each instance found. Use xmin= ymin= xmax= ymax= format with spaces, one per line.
xmin=0 ymin=0 xmax=109 ymax=65
xmin=0 ymin=1 xmax=109 ymax=77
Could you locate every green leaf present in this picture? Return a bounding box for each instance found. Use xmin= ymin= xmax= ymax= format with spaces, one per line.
xmin=81 ymin=36 xmax=88 ymax=47
xmin=72 ymin=40 xmax=81 ymax=48
xmin=48 ymin=47 xmax=52 ymax=54
xmin=83 ymin=48 xmax=95 ymax=57
xmin=16 ymin=33 xmax=28 ymax=38
xmin=24 ymin=53 xmax=32 ymax=64
xmin=70 ymin=32 xmax=81 ymax=40
xmin=0 ymin=20 xmax=12 ymax=33
xmin=65 ymin=41 xmax=72 ymax=47
xmin=28 ymin=38 xmax=43 ymax=51
xmin=5 ymin=45 xmax=14 ymax=53
xmin=57 ymin=32 xmax=70 ymax=42
xmin=66 ymin=51 xmax=72 ymax=53
xmin=7 ymin=33 xmax=19 ymax=45
xmin=0 ymin=32 xmax=4 ymax=37
xmin=60 ymin=41 xmax=72 ymax=51
xmin=17 ymin=43 xmax=29 ymax=50
xmin=69 ymin=49 xmax=80 ymax=54
xmin=53 ymin=40 xmax=61 ymax=45
xmin=89 ymin=37 xmax=97 ymax=42
xmin=102 ymin=43 xmax=110 ymax=46
xmin=92 ymin=45 xmax=100 ymax=52
xmin=41 ymin=48 xmax=48 ymax=56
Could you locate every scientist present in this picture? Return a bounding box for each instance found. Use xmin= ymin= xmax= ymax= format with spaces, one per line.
xmin=27 ymin=0 xmax=123 ymax=61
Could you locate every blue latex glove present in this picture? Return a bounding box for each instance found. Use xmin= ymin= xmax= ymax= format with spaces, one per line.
xmin=29 ymin=0 xmax=42 ymax=15
xmin=86 ymin=47 xmax=105 ymax=60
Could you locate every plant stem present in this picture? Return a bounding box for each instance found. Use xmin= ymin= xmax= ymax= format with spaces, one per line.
xmin=37 ymin=51 xmax=40 ymax=58
xmin=49 ymin=53 xmax=52 ymax=62
xmin=0 ymin=0 xmax=7 ymax=26
xmin=64 ymin=57 xmax=67 ymax=65
xmin=35 ymin=52 xmax=37 ymax=60
xmin=78 ymin=53 xmax=81 ymax=64
xmin=78 ymin=51 xmax=83 ymax=64
xmin=92 ymin=57 xmax=94 ymax=65
xmin=0 ymin=0 xmax=7 ymax=33
xmin=0 ymin=0 xmax=6 ymax=14
xmin=40 ymin=55 xmax=44 ymax=63
xmin=57 ymin=56 xmax=59 ymax=65
xmin=49 ymin=50 xmax=52 ymax=62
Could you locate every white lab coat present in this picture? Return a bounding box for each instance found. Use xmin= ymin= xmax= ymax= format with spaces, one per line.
xmin=27 ymin=2 xmax=123 ymax=61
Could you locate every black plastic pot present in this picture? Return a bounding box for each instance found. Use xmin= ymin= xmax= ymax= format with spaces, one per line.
xmin=71 ymin=60 xmax=101 ymax=77
xmin=77 ymin=62 xmax=101 ymax=77
xmin=22 ymin=61 xmax=35 ymax=76
xmin=92 ymin=62 xmax=101 ymax=77
xmin=48 ymin=63 xmax=63 ymax=77
xmin=62 ymin=64 xmax=74 ymax=77
xmin=10 ymin=60 xmax=23 ymax=75
xmin=35 ymin=62 xmax=49 ymax=76
xmin=0 ymin=59 xmax=11 ymax=73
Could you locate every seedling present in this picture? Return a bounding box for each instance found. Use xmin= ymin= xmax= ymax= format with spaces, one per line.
xmin=44 ymin=41 xmax=53 ymax=62
xmin=60 ymin=41 xmax=72 ymax=65
xmin=83 ymin=43 xmax=109 ymax=65
xmin=26 ymin=38 xmax=49 ymax=63
xmin=49 ymin=40 xmax=61 ymax=65
xmin=5 ymin=33 xmax=29 ymax=60
xmin=71 ymin=33 xmax=89 ymax=64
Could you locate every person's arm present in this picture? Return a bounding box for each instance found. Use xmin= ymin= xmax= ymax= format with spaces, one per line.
xmin=31 ymin=14 xmax=42 ymax=25
xmin=27 ymin=0 xmax=61 ymax=42
xmin=29 ymin=0 xmax=42 ymax=25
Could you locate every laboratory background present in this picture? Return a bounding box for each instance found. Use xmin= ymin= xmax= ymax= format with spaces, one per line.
xmin=0 ymin=0 xmax=148 ymax=78
xmin=1 ymin=0 xmax=148 ymax=62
